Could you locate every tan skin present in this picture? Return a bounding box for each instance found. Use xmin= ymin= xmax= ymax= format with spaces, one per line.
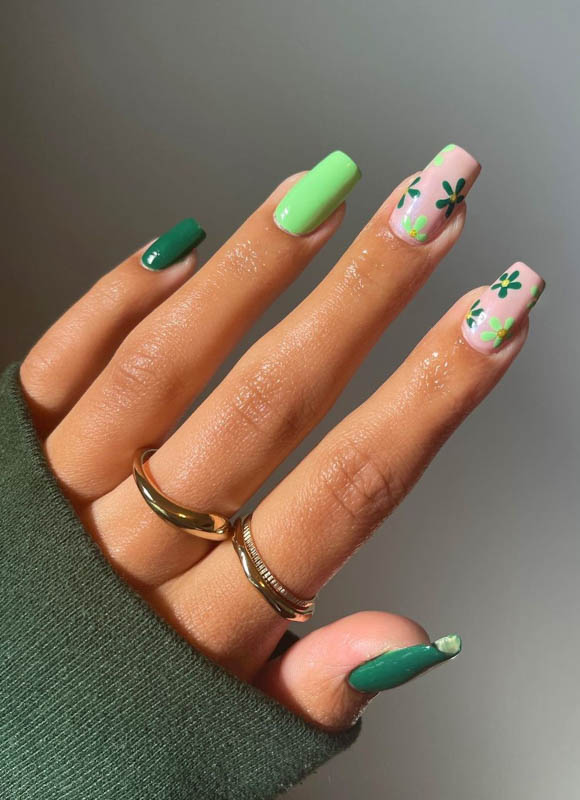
xmin=20 ymin=172 xmax=527 ymax=732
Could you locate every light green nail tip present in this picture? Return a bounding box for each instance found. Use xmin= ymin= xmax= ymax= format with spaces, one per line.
xmin=274 ymin=150 xmax=361 ymax=236
xmin=348 ymin=633 xmax=462 ymax=694
xmin=433 ymin=633 xmax=462 ymax=656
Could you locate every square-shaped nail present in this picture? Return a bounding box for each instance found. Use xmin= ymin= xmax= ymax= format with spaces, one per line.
xmin=141 ymin=218 xmax=206 ymax=271
xmin=390 ymin=144 xmax=481 ymax=245
xmin=462 ymin=261 xmax=545 ymax=354
xmin=274 ymin=150 xmax=361 ymax=236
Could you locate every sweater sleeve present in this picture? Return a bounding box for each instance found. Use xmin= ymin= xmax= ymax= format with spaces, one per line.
xmin=0 ymin=362 xmax=360 ymax=800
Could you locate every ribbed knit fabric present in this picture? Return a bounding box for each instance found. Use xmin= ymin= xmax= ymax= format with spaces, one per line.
xmin=0 ymin=362 xmax=360 ymax=799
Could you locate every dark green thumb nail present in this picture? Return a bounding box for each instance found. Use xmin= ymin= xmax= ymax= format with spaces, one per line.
xmin=141 ymin=218 xmax=206 ymax=271
xmin=348 ymin=634 xmax=462 ymax=694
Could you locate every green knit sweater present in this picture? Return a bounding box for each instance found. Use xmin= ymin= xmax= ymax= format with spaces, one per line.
xmin=0 ymin=362 xmax=360 ymax=799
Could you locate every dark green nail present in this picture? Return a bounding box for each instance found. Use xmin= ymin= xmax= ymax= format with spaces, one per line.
xmin=348 ymin=634 xmax=462 ymax=694
xmin=141 ymin=218 xmax=206 ymax=271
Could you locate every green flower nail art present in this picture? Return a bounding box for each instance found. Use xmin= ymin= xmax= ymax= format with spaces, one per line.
xmin=465 ymin=299 xmax=484 ymax=328
xmin=491 ymin=270 xmax=522 ymax=298
xmin=527 ymin=284 xmax=543 ymax=309
xmin=431 ymin=144 xmax=456 ymax=167
xmin=397 ymin=176 xmax=421 ymax=209
xmin=480 ymin=316 xmax=515 ymax=349
xmin=435 ymin=178 xmax=466 ymax=218
xmin=402 ymin=213 xmax=428 ymax=242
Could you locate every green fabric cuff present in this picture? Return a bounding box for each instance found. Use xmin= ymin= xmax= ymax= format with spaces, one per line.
xmin=0 ymin=362 xmax=360 ymax=799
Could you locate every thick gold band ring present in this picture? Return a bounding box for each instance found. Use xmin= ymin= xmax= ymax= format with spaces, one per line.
xmin=132 ymin=447 xmax=233 ymax=541
xmin=232 ymin=514 xmax=316 ymax=622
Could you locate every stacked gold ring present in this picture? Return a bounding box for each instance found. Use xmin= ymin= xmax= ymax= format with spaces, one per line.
xmin=232 ymin=514 xmax=316 ymax=622
xmin=132 ymin=448 xmax=316 ymax=621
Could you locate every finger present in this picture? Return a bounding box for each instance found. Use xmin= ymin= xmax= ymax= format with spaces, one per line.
xmin=157 ymin=263 xmax=543 ymax=674
xmin=255 ymin=612 xmax=461 ymax=732
xmin=89 ymin=144 xmax=478 ymax=586
xmin=20 ymin=219 xmax=204 ymax=436
xmin=46 ymin=153 xmax=357 ymax=501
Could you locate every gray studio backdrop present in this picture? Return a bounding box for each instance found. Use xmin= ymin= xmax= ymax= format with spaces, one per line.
xmin=2 ymin=2 xmax=579 ymax=798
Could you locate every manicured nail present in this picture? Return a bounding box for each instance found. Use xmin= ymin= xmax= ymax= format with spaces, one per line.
xmin=390 ymin=144 xmax=481 ymax=245
xmin=348 ymin=634 xmax=462 ymax=694
xmin=274 ymin=150 xmax=361 ymax=236
xmin=141 ymin=218 xmax=206 ymax=271
xmin=462 ymin=261 xmax=545 ymax=354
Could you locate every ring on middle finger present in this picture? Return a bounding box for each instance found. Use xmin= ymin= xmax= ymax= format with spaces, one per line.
xmin=132 ymin=447 xmax=233 ymax=541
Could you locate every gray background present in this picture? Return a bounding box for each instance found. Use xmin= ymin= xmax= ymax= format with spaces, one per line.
xmin=2 ymin=1 xmax=579 ymax=798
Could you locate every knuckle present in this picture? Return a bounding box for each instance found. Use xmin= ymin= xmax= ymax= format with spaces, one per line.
xmin=228 ymin=356 xmax=318 ymax=445
xmin=93 ymin=273 xmax=132 ymax=311
xmin=320 ymin=436 xmax=408 ymax=526
xmin=21 ymin=345 xmax=56 ymax=390
xmin=107 ymin=335 xmax=167 ymax=402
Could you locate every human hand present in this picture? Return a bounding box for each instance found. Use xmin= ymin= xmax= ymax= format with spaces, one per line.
xmin=20 ymin=147 xmax=544 ymax=732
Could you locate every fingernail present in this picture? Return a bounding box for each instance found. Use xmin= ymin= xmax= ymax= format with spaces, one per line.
xmin=390 ymin=144 xmax=481 ymax=245
xmin=462 ymin=261 xmax=545 ymax=354
xmin=274 ymin=150 xmax=361 ymax=236
xmin=348 ymin=634 xmax=462 ymax=693
xmin=141 ymin=218 xmax=206 ymax=271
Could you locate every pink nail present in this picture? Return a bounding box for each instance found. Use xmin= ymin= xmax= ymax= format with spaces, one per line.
xmin=390 ymin=144 xmax=481 ymax=245
xmin=462 ymin=262 xmax=545 ymax=354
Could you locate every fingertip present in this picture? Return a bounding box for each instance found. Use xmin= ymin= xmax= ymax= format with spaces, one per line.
xmin=255 ymin=611 xmax=432 ymax=732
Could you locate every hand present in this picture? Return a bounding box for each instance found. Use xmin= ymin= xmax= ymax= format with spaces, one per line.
xmin=20 ymin=148 xmax=543 ymax=732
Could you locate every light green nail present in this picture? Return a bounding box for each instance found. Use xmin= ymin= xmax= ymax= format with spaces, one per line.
xmin=348 ymin=634 xmax=462 ymax=694
xmin=274 ymin=150 xmax=361 ymax=236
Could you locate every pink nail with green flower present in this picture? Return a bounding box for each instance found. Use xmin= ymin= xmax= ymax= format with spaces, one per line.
xmin=462 ymin=262 xmax=545 ymax=354
xmin=390 ymin=144 xmax=481 ymax=245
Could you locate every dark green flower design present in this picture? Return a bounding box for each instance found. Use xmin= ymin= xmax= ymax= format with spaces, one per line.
xmin=465 ymin=299 xmax=484 ymax=328
xmin=397 ymin=176 xmax=421 ymax=209
xmin=491 ymin=270 xmax=522 ymax=299
xmin=435 ymin=178 xmax=466 ymax=218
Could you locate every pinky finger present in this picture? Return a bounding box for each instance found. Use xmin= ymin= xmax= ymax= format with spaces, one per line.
xmin=255 ymin=611 xmax=461 ymax=732
xmin=20 ymin=218 xmax=205 ymax=435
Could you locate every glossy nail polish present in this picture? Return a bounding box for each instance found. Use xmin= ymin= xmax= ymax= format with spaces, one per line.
xmin=462 ymin=261 xmax=545 ymax=354
xmin=274 ymin=150 xmax=361 ymax=236
xmin=348 ymin=634 xmax=462 ymax=693
xmin=141 ymin=218 xmax=206 ymax=271
xmin=390 ymin=144 xmax=481 ymax=245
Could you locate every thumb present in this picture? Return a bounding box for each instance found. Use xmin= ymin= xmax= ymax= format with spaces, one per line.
xmin=254 ymin=611 xmax=462 ymax=732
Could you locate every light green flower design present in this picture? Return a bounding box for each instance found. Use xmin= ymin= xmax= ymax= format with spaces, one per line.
xmin=402 ymin=214 xmax=428 ymax=242
xmin=527 ymin=284 xmax=543 ymax=310
xmin=480 ymin=316 xmax=515 ymax=349
xmin=431 ymin=144 xmax=456 ymax=167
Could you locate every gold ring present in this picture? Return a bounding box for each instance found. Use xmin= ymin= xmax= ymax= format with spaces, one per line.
xmin=232 ymin=514 xmax=316 ymax=622
xmin=132 ymin=447 xmax=233 ymax=541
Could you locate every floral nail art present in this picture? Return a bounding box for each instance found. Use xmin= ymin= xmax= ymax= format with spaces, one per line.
xmin=462 ymin=262 xmax=545 ymax=355
xmin=402 ymin=214 xmax=428 ymax=242
xmin=465 ymin=299 xmax=484 ymax=328
xmin=397 ymin=176 xmax=421 ymax=209
xmin=480 ymin=316 xmax=515 ymax=349
xmin=435 ymin=179 xmax=466 ymax=218
xmin=431 ymin=144 xmax=456 ymax=167
xmin=389 ymin=144 xmax=480 ymax=245
xmin=491 ymin=269 xmax=522 ymax=298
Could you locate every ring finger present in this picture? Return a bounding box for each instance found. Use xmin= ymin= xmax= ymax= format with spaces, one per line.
xmin=152 ymin=266 xmax=544 ymax=677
